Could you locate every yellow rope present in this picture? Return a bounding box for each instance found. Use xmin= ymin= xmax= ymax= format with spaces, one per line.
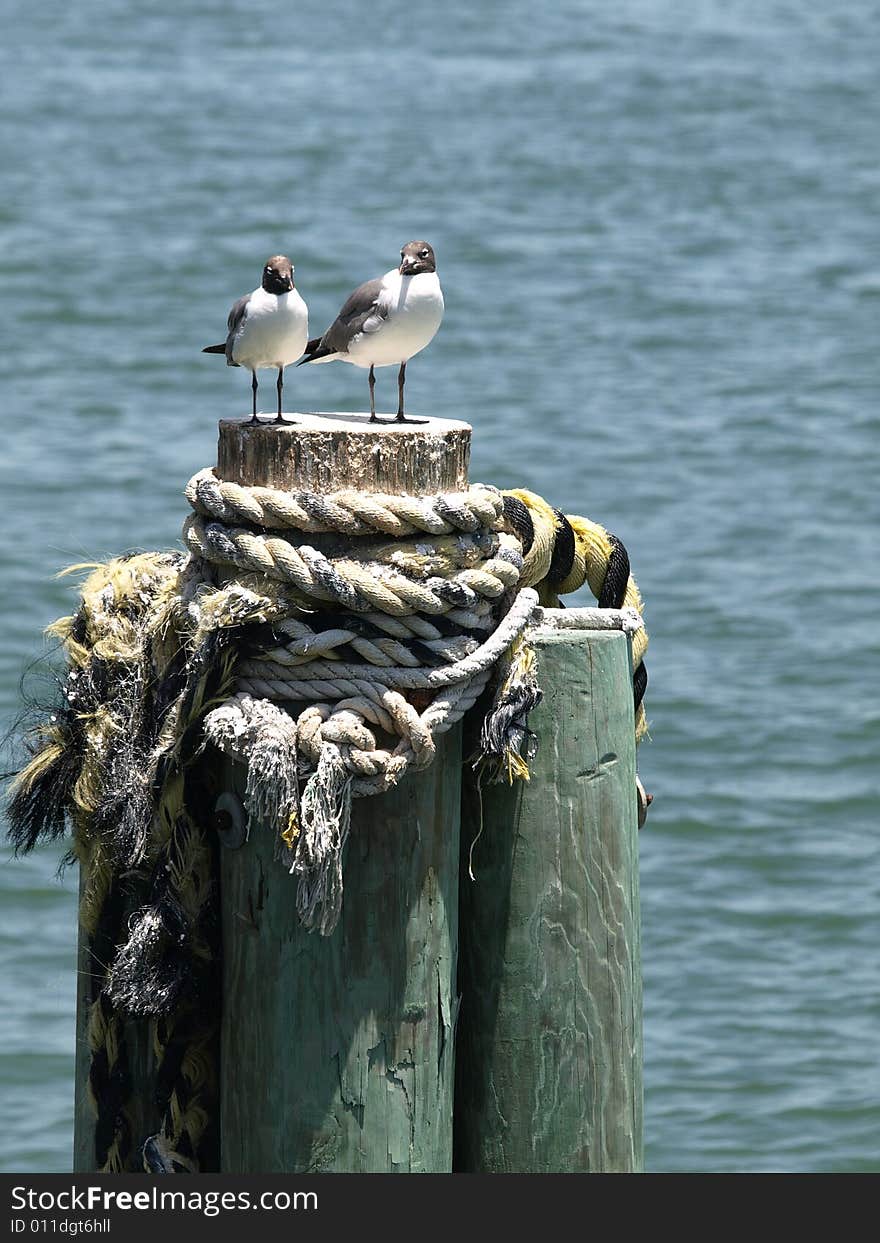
xmin=503 ymin=488 xmax=558 ymax=587
xmin=501 ymin=493 xmax=649 ymax=741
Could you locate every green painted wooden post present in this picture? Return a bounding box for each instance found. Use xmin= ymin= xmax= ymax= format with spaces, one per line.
xmin=215 ymin=415 xmax=471 ymax=1173
xmin=219 ymin=728 xmax=461 ymax=1172
xmin=454 ymin=626 xmax=643 ymax=1173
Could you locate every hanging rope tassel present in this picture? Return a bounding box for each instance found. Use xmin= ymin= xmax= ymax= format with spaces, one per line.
xmin=478 ymin=637 xmax=542 ymax=783
xmin=292 ymin=743 xmax=353 ymax=934
xmin=202 ymin=693 xmax=301 ymax=844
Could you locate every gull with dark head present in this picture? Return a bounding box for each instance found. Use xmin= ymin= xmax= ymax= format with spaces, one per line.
xmin=298 ymin=241 xmax=444 ymax=423
xmin=203 ymin=255 xmax=309 ymax=424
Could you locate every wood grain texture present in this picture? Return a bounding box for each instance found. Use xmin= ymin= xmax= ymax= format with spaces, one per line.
xmin=217 ymin=414 xmax=472 ymax=493
xmin=219 ymin=725 xmax=462 ymax=1173
xmin=455 ymin=628 xmax=643 ymax=1173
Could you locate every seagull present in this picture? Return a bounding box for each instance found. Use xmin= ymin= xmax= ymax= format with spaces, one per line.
xmin=203 ymin=255 xmax=308 ymax=424
xmin=298 ymin=241 xmax=444 ymax=423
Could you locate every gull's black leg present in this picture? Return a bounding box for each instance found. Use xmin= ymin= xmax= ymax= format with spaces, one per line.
xmin=396 ymin=361 xmax=406 ymax=419
xmin=275 ymin=366 xmax=286 ymax=423
xmin=394 ymin=358 xmax=426 ymax=424
xmin=250 ymin=371 xmax=259 ymax=423
xmin=368 ymin=364 xmax=377 ymax=422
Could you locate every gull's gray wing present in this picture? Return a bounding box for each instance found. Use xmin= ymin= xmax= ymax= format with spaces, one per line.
xmin=319 ymin=278 xmax=388 ymax=354
xmin=224 ymin=294 xmax=251 ymax=364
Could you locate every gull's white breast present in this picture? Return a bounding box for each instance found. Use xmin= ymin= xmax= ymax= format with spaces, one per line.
xmin=231 ymin=287 xmax=309 ymax=369
xmin=345 ymin=270 xmax=444 ymax=368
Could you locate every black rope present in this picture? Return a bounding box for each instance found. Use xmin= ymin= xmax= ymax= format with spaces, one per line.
xmin=547 ymin=509 xmax=576 ymax=584
xmin=146 ymin=789 xmax=220 ymax=1173
xmin=254 ymin=611 xmax=476 ymax=671
xmin=87 ymin=879 xmax=133 ymax=1171
xmin=633 ymin=661 xmax=648 ymax=711
xmin=150 ymin=955 xmax=218 ymax=1171
xmin=153 ymin=1014 xmax=191 ymax=1120
xmin=90 ymin=995 xmax=133 ymax=1170
xmin=599 ymin=532 xmax=631 ymax=609
xmin=502 ymin=495 xmax=534 ymax=556
xmin=600 ymin=533 xmax=647 ymax=719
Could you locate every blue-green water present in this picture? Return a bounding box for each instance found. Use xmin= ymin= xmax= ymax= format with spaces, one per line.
xmin=2 ymin=0 xmax=878 ymax=1173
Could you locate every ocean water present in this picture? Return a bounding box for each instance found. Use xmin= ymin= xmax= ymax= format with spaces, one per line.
xmin=1 ymin=0 xmax=878 ymax=1173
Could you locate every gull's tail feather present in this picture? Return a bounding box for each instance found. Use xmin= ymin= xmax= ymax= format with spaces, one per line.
xmin=297 ymin=338 xmax=335 ymax=365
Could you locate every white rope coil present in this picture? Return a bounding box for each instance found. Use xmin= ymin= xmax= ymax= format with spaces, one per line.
xmin=185 ymin=464 xmax=646 ymax=935
xmin=183 ymin=513 xmax=523 ymax=616
xmin=186 ymin=467 xmax=506 ymax=537
xmin=204 ymin=589 xmax=537 ymax=808
xmin=185 ymin=462 xmax=534 ymax=933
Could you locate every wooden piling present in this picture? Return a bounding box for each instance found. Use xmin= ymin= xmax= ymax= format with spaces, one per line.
xmin=454 ymin=626 xmax=643 ymax=1173
xmin=216 ymin=413 xmax=469 ymax=1173
xmin=220 ymin=736 xmax=461 ymax=1172
xmin=70 ymin=412 xmax=644 ymax=1174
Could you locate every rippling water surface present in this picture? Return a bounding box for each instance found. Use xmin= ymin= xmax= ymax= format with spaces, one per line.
xmin=1 ymin=0 xmax=878 ymax=1173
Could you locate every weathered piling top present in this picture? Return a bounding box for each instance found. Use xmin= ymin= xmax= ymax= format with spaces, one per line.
xmin=217 ymin=413 xmax=472 ymax=493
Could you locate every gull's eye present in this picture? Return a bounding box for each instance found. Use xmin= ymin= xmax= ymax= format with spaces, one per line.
xmin=420 ymin=249 xmax=429 ymax=258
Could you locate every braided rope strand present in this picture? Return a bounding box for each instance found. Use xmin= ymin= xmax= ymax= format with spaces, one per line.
xmin=185 ymin=467 xmax=506 ymax=536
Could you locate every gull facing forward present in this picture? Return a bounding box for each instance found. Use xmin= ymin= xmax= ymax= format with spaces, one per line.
xmin=203 ymin=255 xmax=309 ymax=424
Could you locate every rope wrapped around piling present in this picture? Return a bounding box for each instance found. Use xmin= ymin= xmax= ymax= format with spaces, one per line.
xmin=5 ymin=464 xmax=648 ymax=1171
xmin=179 ymin=470 xmax=647 ymax=933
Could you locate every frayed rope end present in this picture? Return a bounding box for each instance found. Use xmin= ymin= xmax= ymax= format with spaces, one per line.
xmin=290 ymin=744 xmax=353 ymax=936
xmin=476 ymin=638 xmax=542 ymax=785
